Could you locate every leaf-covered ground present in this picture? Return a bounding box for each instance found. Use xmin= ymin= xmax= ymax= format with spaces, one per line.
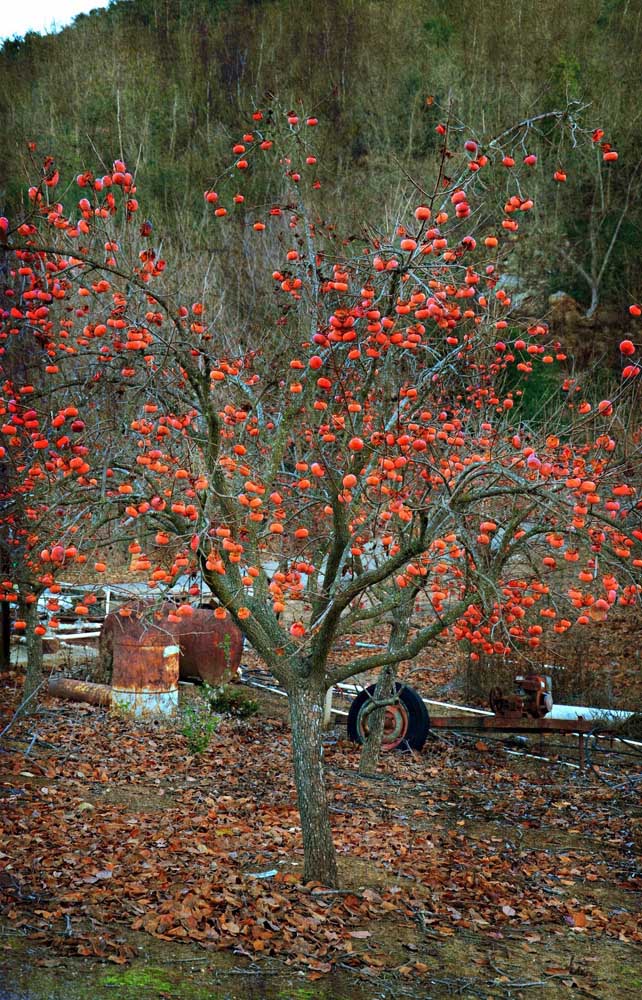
xmin=1 ymin=672 xmax=641 ymax=1000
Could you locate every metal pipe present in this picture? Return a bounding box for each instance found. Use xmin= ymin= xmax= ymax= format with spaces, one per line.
xmin=48 ymin=676 xmax=111 ymax=706
xmin=549 ymin=704 xmax=633 ymax=722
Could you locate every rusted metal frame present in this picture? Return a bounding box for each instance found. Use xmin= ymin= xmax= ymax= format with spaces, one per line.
xmin=429 ymin=715 xmax=604 ymax=734
xmin=430 ymin=715 xmax=616 ymax=771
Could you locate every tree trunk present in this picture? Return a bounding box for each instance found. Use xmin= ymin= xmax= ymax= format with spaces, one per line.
xmin=0 ymin=600 xmax=10 ymax=669
xmin=358 ymin=663 xmax=397 ymax=776
xmin=288 ymin=680 xmax=339 ymax=887
xmin=19 ymin=600 xmax=43 ymax=716
xmin=0 ymin=540 xmax=11 ymax=668
xmin=358 ymin=593 xmax=415 ymax=775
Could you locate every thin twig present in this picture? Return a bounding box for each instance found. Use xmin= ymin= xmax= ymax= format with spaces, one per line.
xmin=0 ymin=681 xmax=46 ymax=740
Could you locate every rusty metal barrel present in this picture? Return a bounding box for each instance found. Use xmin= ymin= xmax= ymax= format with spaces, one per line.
xmin=99 ymin=603 xmax=244 ymax=688
xmin=111 ymin=627 xmax=180 ymax=717
xmin=179 ymin=615 xmax=244 ymax=685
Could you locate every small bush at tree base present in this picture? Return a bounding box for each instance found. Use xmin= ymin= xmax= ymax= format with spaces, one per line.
xmin=201 ymin=684 xmax=259 ymax=719
xmin=180 ymin=703 xmax=220 ymax=755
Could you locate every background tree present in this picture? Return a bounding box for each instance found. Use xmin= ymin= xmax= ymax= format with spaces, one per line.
xmin=2 ymin=0 xmax=642 ymax=325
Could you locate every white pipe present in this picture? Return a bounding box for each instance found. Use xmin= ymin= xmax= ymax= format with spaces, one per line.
xmin=57 ymin=633 xmax=101 ymax=640
xmin=549 ymin=704 xmax=633 ymax=722
xmin=323 ymin=687 xmax=334 ymax=727
xmin=504 ymin=748 xmax=580 ymax=770
xmin=422 ymin=698 xmax=493 ymax=716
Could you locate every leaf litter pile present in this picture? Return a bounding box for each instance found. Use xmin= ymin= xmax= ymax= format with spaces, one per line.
xmin=1 ymin=679 xmax=641 ymax=998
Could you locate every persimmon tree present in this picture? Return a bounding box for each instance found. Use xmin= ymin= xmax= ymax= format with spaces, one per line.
xmin=1 ymin=105 xmax=641 ymax=885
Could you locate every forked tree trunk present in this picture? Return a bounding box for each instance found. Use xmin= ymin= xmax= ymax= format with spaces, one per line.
xmin=19 ymin=600 xmax=43 ymax=716
xmin=288 ymin=680 xmax=339 ymax=887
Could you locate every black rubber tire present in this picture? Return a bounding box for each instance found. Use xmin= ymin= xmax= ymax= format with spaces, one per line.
xmin=347 ymin=682 xmax=430 ymax=751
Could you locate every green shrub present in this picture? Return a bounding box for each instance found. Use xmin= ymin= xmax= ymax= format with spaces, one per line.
xmin=181 ymin=703 xmax=219 ymax=754
xmin=201 ymin=683 xmax=259 ymax=719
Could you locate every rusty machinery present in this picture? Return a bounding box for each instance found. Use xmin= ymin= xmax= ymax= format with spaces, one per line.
xmin=489 ymin=673 xmax=553 ymax=719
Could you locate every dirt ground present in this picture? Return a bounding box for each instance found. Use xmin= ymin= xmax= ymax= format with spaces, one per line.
xmin=1 ymin=654 xmax=641 ymax=1000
